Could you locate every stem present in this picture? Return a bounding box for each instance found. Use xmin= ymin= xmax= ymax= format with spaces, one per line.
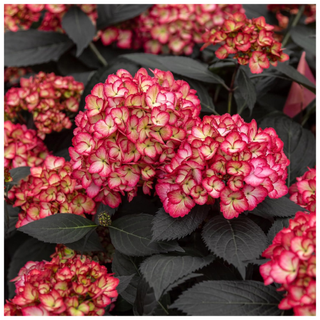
xmin=282 ymin=5 xmax=305 ymax=47
xmin=214 ymin=85 xmax=221 ymax=104
xmin=237 ymin=102 xmax=247 ymax=116
xmin=227 ymin=65 xmax=239 ymax=114
xmin=89 ymin=42 xmax=108 ymax=67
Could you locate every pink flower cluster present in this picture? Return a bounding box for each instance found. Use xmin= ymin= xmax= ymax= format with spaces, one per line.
xmin=289 ymin=167 xmax=316 ymax=213
xmin=156 ymin=113 xmax=289 ymax=218
xmin=101 ymin=4 xmax=244 ymax=55
xmin=201 ymin=13 xmax=289 ymax=74
xmin=4 ymin=121 xmax=48 ymax=170
xmin=7 ymin=155 xmax=96 ymax=228
xmin=38 ymin=4 xmax=98 ymax=32
xmin=4 ymin=72 xmax=84 ymax=139
xmin=69 ymin=68 xmax=201 ymax=208
xmin=260 ymin=211 xmax=316 ymax=316
xmin=4 ymin=67 xmax=32 ymax=86
xmin=4 ymin=4 xmax=43 ymax=32
xmin=4 ymin=245 xmax=119 ymax=316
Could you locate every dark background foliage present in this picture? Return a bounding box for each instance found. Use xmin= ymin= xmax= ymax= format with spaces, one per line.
xmin=4 ymin=4 xmax=315 ymax=316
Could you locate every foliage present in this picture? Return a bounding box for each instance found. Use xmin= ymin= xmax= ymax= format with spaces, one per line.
xmin=4 ymin=4 xmax=316 ymax=317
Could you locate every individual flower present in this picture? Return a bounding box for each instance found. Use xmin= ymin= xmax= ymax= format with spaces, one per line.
xmin=289 ymin=167 xmax=316 ymax=213
xmin=4 ymin=245 xmax=119 ymax=316
xmin=7 ymin=155 xmax=96 ymax=227
xmin=100 ymin=4 xmax=244 ymax=55
xmin=155 ymin=113 xmax=290 ymax=218
xmin=4 ymin=4 xmax=43 ymax=32
xmin=69 ymin=68 xmax=201 ymax=209
xmin=201 ymin=13 xmax=289 ymax=74
xmin=4 ymin=72 xmax=84 ymax=139
xmin=4 ymin=121 xmax=48 ymax=170
xmin=260 ymin=211 xmax=316 ymax=316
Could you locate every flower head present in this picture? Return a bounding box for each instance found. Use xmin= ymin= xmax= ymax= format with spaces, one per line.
xmin=4 ymin=72 xmax=84 ymax=139
xmin=155 ymin=113 xmax=289 ymax=218
xmin=201 ymin=13 xmax=289 ymax=73
xmin=70 ymin=68 xmax=201 ymax=209
xmin=4 ymin=245 xmax=119 ymax=316
xmin=260 ymin=211 xmax=316 ymax=316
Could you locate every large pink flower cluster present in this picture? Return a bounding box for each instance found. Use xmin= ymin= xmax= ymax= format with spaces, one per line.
xmin=7 ymin=155 xmax=96 ymax=228
xmin=289 ymin=167 xmax=316 ymax=213
xmin=69 ymin=68 xmax=201 ymax=208
xmin=101 ymin=4 xmax=244 ymax=55
xmin=4 ymin=245 xmax=119 ymax=316
xmin=156 ymin=114 xmax=289 ymax=218
xmin=260 ymin=211 xmax=316 ymax=316
xmin=4 ymin=121 xmax=48 ymax=170
xmin=201 ymin=13 xmax=289 ymax=74
xmin=4 ymin=4 xmax=43 ymax=32
xmin=4 ymin=72 xmax=84 ymax=139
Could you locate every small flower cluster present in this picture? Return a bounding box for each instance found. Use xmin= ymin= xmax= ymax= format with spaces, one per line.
xmin=101 ymin=4 xmax=244 ymax=55
xmin=69 ymin=68 xmax=201 ymax=208
xmin=201 ymin=13 xmax=289 ymax=74
xmin=260 ymin=211 xmax=316 ymax=316
xmin=7 ymin=155 xmax=96 ymax=228
xmin=268 ymin=5 xmax=316 ymax=26
xmin=156 ymin=113 xmax=290 ymax=218
xmin=4 ymin=72 xmax=84 ymax=139
xmin=289 ymin=167 xmax=316 ymax=213
xmin=4 ymin=245 xmax=119 ymax=316
xmin=38 ymin=4 xmax=98 ymax=32
xmin=4 ymin=4 xmax=43 ymax=32
xmin=5 ymin=167 xmax=13 ymax=183
xmin=4 ymin=67 xmax=32 ymax=86
xmin=4 ymin=121 xmax=48 ymax=170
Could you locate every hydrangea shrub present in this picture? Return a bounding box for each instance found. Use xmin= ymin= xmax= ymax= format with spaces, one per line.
xmin=4 ymin=4 xmax=316 ymax=317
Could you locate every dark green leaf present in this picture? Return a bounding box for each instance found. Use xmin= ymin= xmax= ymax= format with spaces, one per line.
xmin=260 ymin=116 xmax=315 ymax=184
xmin=116 ymin=274 xmax=135 ymax=295
xmin=140 ymin=254 xmax=213 ymax=300
xmin=270 ymin=63 xmax=315 ymax=93
xmin=267 ymin=218 xmax=290 ymax=244
xmin=170 ymin=280 xmax=283 ymax=315
xmin=8 ymin=237 xmax=55 ymax=298
xmin=112 ymin=251 xmax=142 ymax=304
xmin=251 ymin=197 xmax=305 ymax=219
xmin=151 ymin=205 xmax=209 ymax=242
xmin=122 ymin=53 xmax=227 ymax=85
xmin=5 ymin=201 xmax=19 ymax=237
xmin=97 ymin=4 xmax=152 ymax=30
xmin=5 ymin=30 xmax=73 ymax=67
xmin=243 ymin=4 xmax=278 ymax=25
xmin=236 ymin=68 xmax=256 ymax=111
xmin=54 ymin=148 xmax=71 ymax=161
xmin=79 ymin=60 xmax=140 ymax=112
xmin=109 ymin=214 xmax=184 ymax=257
xmin=19 ymin=213 xmax=97 ymax=244
xmin=62 ymin=6 xmax=96 ymax=56
xmin=291 ymin=26 xmax=316 ymax=56
xmin=69 ymin=71 xmax=94 ymax=86
xmin=66 ymin=229 xmax=104 ymax=252
xmin=9 ymin=167 xmax=30 ymax=185
xmin=202 ymin=215 xmax=267 ymax=278
xmin=133 ymin=278 xmax=170 ymax=316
